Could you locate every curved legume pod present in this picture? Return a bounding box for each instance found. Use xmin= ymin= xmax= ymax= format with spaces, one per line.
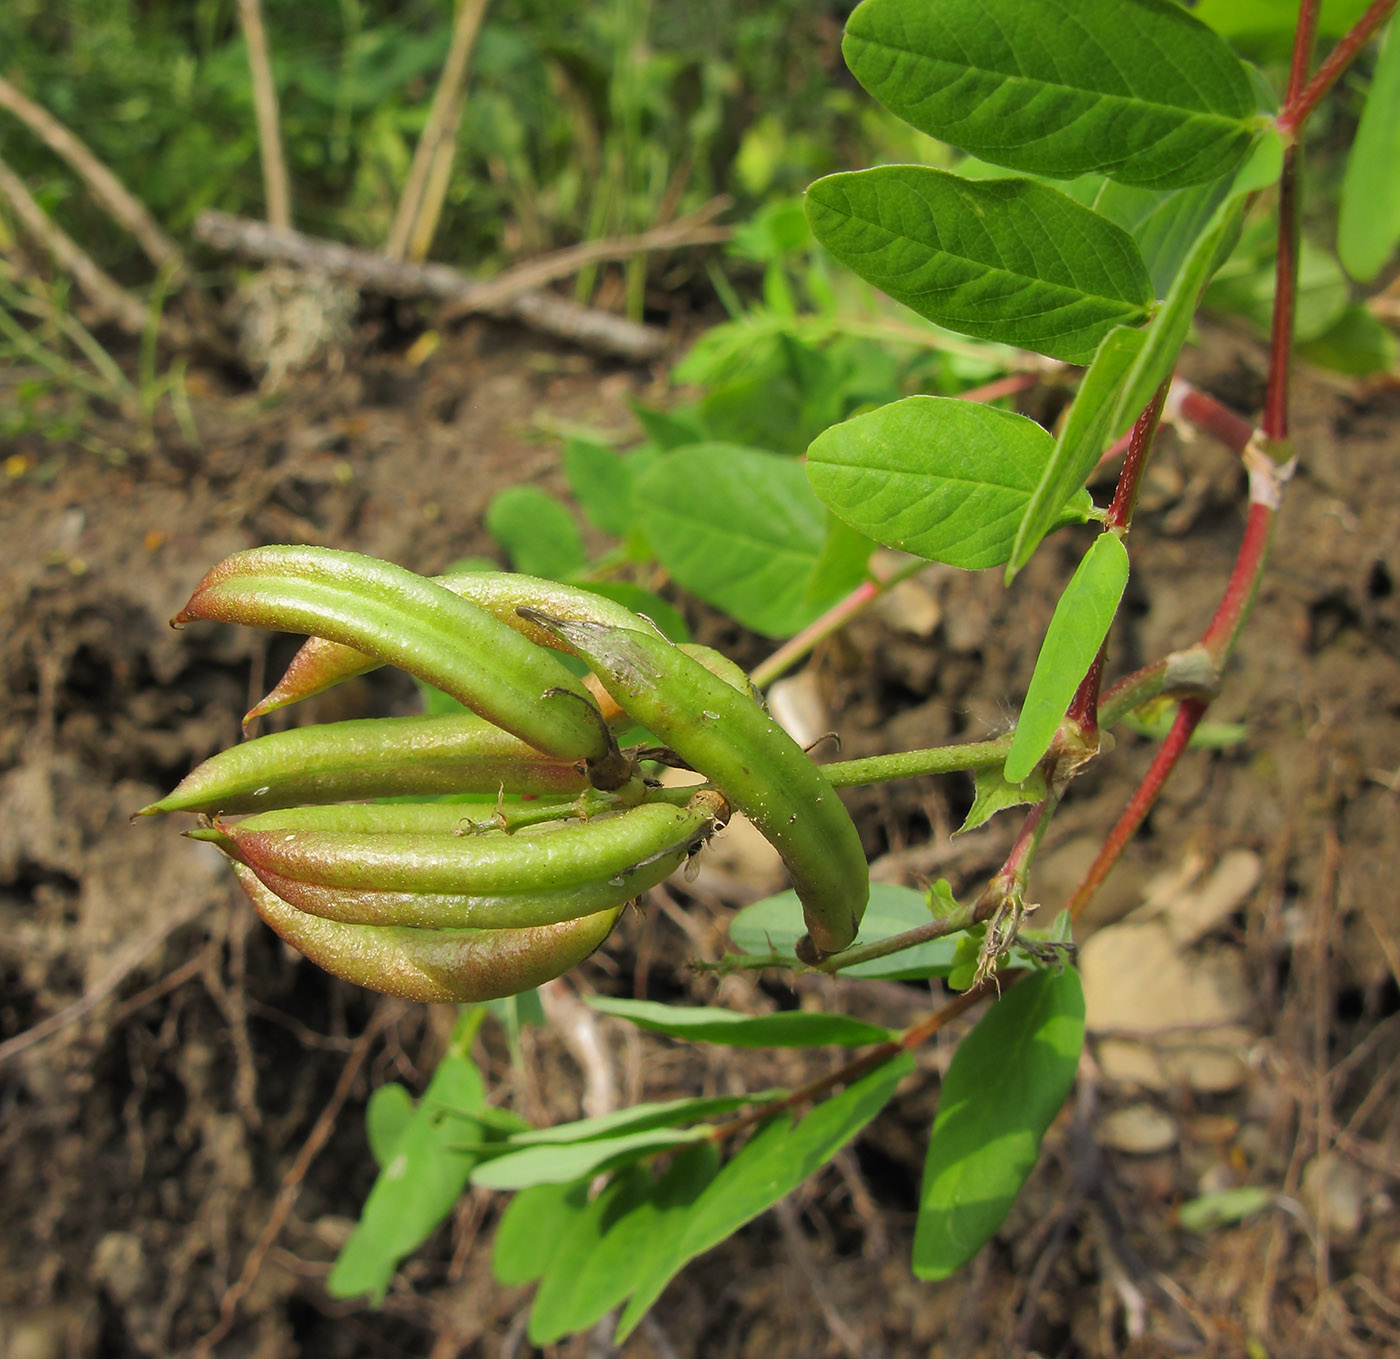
xmin=518 ymin=612 xmax=868 ymax=957
xmin=201 ymin=793 xmax=729 ymax=898
xmin=221 ymin=828 xmax=702 ymax=929
xmin=244 ymin=570 xmax=664 ymax=725
xmin=174 ymin=547 xmax=628 ymax=785
xmin=232 ymin=862 xmax=622 ymax=1003
xmin=136 ymin=712 xmax=591 ymax=816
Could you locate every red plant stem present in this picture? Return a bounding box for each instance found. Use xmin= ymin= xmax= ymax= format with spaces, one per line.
xmin=1066 ymin=6 xmax=1321 ymax=923
xmin=1173 ymin=382 xmax=1254 ymax=455
xmin=1202 ymin=501 xmax=1275 ymax=664
xmin=1266 ymin=1 xmax=1320 ymax=437
xmin=956 ymin=370 xmax=1045 ymax=405
xmin=1065 ymin=644 xmax=1106 ymax=741
xmin=1106 ymin=380 xmax=1170 ymax=530
xmin=1277 ymin=0 xmax=1398 ymax=139
xmin=1067 ymin=698 xmax=1207 ymax=923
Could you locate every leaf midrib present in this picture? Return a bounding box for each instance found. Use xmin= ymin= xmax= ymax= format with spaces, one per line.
xmin=850 ymin=36 xmax=1249 ymax=132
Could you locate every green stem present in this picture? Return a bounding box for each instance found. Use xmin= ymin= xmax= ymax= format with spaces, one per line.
xmin=821 ymin=738 xmax=1009 ymax=788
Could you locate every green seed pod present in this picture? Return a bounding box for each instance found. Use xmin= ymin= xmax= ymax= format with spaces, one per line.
xmin=173 ymin=547 xmax=627 ymax=784
xmin=136 ymin=712 xmax=591 ymax=817
xmin=232 ymin=862 xmax=622 ymax=1004
xmin=244 ymin=569 xmax=664 ymax=725
xmin=519 ymin=613 xmax=868 ymax=958
xmin=201 ymin=792 xmax=729 ymax=899
xmin=225 ymin=828 xmax=698 ymax=929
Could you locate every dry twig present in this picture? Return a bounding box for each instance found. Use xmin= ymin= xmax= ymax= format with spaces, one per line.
xmin=0 ymin=153 xmax=189 ymax=345
xmin=387 ymin=0 xmax=492 ymax=261
xmin=236 ymin=0 xmax=292 ymax=228
xmin=0 ymin=75 xmax=183 ymax=276
xmin=195 ymin=210 xmax=678 ymax=360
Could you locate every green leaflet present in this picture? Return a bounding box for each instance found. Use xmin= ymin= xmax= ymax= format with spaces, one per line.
xmin=913 ymin=969 xmax=1085 ymax=1279
xmin=728 ymin=883 xmax=965 ymax=980
xmin=516 ymin=1142 xmax=720 ymax=1343
xmin=492 ymin=1179 xmax=588 ymax=1286
xmin=473 ymin=1127 xmax=711 ymax=1191
xmin=1090 ymin=177 xmax=1239 ymax=298
xmin=486 ymin=485 xmax=587 ymax=580
xmin=633 ymin=443 xmax=868 ymax=637
xmin=328 ymin=1049 xmax=491 ymax=1304
xmin=587 ymin=995 xmax=893 ymax=1048
xmin=957 ymin=766 xmax=1050 ymax=836
xmin=615 ymin=1054 xmax=915 ymax=1340
xmin=562 ymin=436 xmax=636 ymax=538
xmin=807 ymin=396 xmax=1092 ymax=570
xmin=1008 ymin=326 xmax=1145 ymax=577
xmin=365 ymin=1083 xmax=415 ymax=1167
xmin=503 ymin=1093 xmax=775 ymax=1146
xmin=805 ymin=168 xmax=1153 ymax=364
xmin=1004 ymin=534 xmax=1131 ymax=784
xmin=526 ymin=1164 xmax=659 ymax=1344
xmin=843 ymin=0 xmax=1258 ymax=189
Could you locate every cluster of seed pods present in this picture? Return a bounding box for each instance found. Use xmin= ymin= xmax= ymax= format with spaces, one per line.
xmin=141 ymin=547 xmax=870 ymax=1001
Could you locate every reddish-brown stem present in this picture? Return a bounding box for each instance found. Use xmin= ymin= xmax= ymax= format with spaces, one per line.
xmin=707 ymin=977 xmax=1002 ymax=1148
xmin=1065 ymin=645 xmax=1107 ymax=742
xmin=1106 ymin=380 xmax=1170 ymax=530
xmin=1065 ymin=6 xmax=1320 ymax=923
xmin=1266 ymin=1 xmax=1321 ymax=438
xmin=1067 ymin=698 xmax=1207 ymax=923
xmin=1174 ymin=382 xmax=1254 ymax=455
xmin=1277 ymin=0 xmax=1397 ymax=138
xmin=956 ymin=370 xmax=1045 ymax=405
xmin=1202 ymin=501 xmax=1276 ymax=663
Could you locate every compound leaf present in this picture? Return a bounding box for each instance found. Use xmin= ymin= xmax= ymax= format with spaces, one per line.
xmin=806 ymin=168 xmax=1152 ymax=364
xmin=328 ymin=1050 xmax=488 ymax=1303
xmin=616 ymin=1054 xmax=915 ymax=1340
xmin=914 ymin=968 xmax=1084 ymax=1278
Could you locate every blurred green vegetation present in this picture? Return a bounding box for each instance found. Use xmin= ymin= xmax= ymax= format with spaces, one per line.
xmin=0 ymin=0 xmax=929 ymax=279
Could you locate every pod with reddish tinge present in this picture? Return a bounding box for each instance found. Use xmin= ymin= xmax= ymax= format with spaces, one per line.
xmin=199 ymin=792 xmax=728 ymax=900
xmin=174 ymin=547 xmax=628 ymax=785
xmin=233 ymin=863 xmax=623 ymax=1004
xmin=136 ymin=712 xmax=591 ymax=817
xmin=519 ymin=613 xmax=868 ymax=958
xmin=219 ymin=830 xmax=697 ymax=929
xmin=244 ymin=570 xmax=663 ymax=725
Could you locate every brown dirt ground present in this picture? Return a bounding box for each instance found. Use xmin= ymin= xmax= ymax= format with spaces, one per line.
xmin=1 ymin=316 xmax=1398 ymax=1359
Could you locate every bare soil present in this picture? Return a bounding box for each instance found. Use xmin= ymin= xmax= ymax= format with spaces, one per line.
xmin=1 ymin=318 xmax=1397 ymax=1359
